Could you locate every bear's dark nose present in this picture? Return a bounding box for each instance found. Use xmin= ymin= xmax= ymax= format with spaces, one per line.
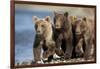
xmin=37 ymin=30 xmax=40 ymax=33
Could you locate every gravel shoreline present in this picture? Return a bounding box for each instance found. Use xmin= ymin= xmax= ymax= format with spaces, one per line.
xmin=15 ymin=57 xmax=95 ymax=66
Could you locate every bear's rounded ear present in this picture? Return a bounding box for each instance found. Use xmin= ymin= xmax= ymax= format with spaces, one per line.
xmin=70 ymin=16 xmax=77 ymax=21
xmin=45 ymin=16 xmax=51 ymax=22
xmin=64 ymin=12 xmax=69 ymax=17
xmin=69 ymin=16 xmax=77 ymax=24
xmin=32 ymin=16 xmax=39 ymax=23
xmin=82 ymin=17 xmax=87 ymax=22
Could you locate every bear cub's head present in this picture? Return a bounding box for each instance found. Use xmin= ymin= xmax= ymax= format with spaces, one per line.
xmin=33 ymin=16 xmax=51 ymax=36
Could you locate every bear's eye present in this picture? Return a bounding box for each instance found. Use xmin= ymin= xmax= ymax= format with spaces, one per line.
xmin=41 ymin=25 xmax=45 ymax=28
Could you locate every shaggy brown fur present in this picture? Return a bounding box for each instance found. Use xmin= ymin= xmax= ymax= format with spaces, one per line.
xmin=70 ymin=16 xmax=95 ymax=59
xmin=53 ymin=12 xmax=73 ymax=59
xmin=33 ymin=16 xmax=56 ymax=63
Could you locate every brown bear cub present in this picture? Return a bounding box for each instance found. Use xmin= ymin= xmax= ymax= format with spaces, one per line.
xmin=33 ymin=16 xmax=56 ymax=63
xmin=70 ymin=16 xmax=95 ymax=59
xmin=53 ymin=12 xmax=73 ymax=59
xmin=76 ymin=17 xmax=95 ymax=60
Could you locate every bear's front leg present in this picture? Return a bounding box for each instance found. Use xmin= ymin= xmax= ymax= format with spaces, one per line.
xmin=64 ymin=38 xmax=73 ymax=59
xmin=33 ymin=45 xmax=43 ymax=64
xmin=75 ymin=38 xmax=84 ymax=57
xmin=55 ymin=34 xmax=64 ymax=56
xmin=43 ymin=40 xmax=56 ymax=61
xmin=33 ymin=36 xmax=43 ymax=64
xmin=84 ymin=36 xmax=92 ymax=60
